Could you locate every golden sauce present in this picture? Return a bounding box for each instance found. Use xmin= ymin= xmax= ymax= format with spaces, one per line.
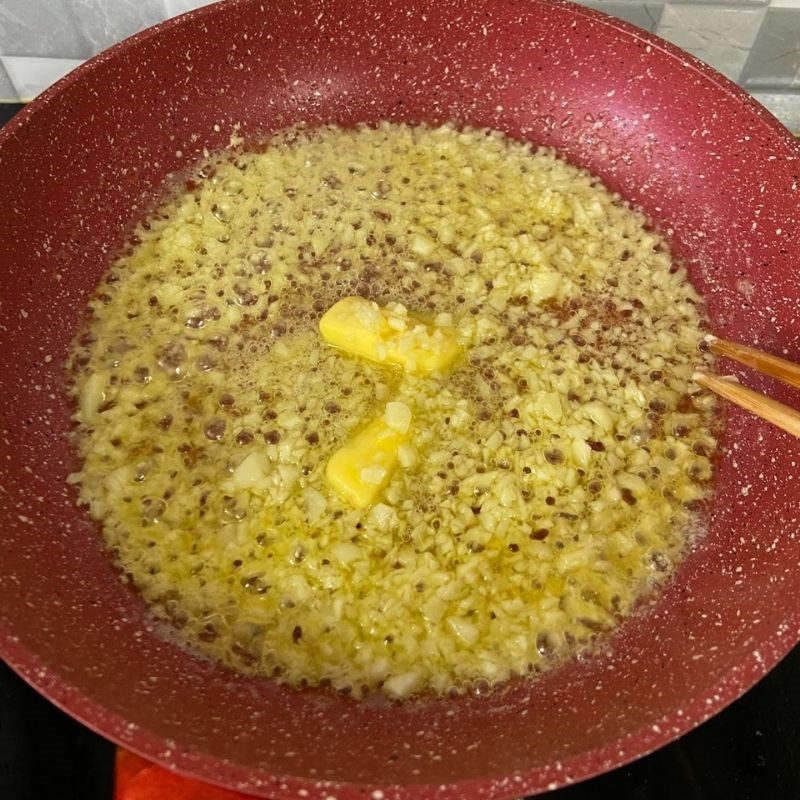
xmin=69 ymin=123 xmax=716 ymax=698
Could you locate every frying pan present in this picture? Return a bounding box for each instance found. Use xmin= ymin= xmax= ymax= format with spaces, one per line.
xmin=1 ymin=0 xmax=799 ymax=797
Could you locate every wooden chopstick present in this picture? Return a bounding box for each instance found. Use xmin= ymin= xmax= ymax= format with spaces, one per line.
xmin=707 ymin=335 xmax=800 ymax=390
xmin=694 ymin=336 xmax=800 ymax=439
xmin=693 ymin=371 xmax=800 ymax=438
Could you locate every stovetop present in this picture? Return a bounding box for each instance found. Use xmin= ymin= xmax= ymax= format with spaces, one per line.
xmin=2 ymin=101 xmax=800 ymax=800
xmin=5 ymin=650 xmax=800 ymax=800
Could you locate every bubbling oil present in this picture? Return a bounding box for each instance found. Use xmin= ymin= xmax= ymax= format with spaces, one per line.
xmin=69 ymin=123 xmax=717 ymax=699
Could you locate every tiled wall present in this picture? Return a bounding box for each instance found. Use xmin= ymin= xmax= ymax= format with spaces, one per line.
xmin=583 ymin=0 xmax=800 ymax=129
xmin=0 ymin=0 xmax=798 ymax=129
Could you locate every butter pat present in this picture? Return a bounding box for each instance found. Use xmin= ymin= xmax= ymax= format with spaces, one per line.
xmin=319 ymin=296 xmax=460 ymax=374
xmin=326 ymin=402 xmax=412 ymax=508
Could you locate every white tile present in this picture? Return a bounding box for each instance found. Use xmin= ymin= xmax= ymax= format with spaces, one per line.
xmin=740 ymin=8 xmax=800 ymax=89
xmin=657 ymin=5 xmax=767 ymax=81
xmin=70 ymin=0 xmax=164 ymax=52
xmin=769 ymin=0 xmax=800 ymax=7
xmin=0 ymin=60 xmax=16 ymax=102
xmin=749 ymin=91 xmax=800 ymax=131
xmin=666 ymin=0 xmax=769 ymax=5
xmin=1 ymin=56 xmax=84 ymax=101
xmin=0 ymin=0 xmax=90 ymax=59
xmin=163 ymin=0 xmax=218 ymax=18
xmin=579 ymin=2 xmax=663 ymax=33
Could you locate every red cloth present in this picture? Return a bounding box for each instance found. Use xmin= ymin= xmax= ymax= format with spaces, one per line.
xmin=115 ymin=749 xmax=255 ymax=800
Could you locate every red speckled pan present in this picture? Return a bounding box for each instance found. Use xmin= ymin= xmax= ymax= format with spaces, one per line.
xmin=1 ymin=1 xmax=799 ymax=798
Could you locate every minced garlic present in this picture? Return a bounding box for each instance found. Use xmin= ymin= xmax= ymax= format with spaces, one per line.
xmin=68 ymin=122 xmax=717 ymax=699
